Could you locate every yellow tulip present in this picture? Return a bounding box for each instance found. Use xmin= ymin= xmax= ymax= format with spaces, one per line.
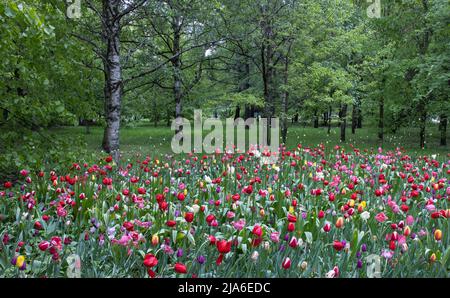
xmin=16 ymin=255 xmax=25 ymax=268
xmin=434 ymin=229 xmax=442 ymax=241
xmin=151 ymin=234 xmax=159 ymax=246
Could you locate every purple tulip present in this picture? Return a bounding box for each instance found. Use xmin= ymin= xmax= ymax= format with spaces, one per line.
xmin=176 ymin=248 xmax=183 ymax=258
xmin=197 ymin=255 xmax=206 ymax=264
xmin=361 ymin=244 xmax=367 ymax=252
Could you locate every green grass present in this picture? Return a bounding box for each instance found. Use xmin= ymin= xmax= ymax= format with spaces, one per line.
xmin=49 ymin=122 xmax=449 ymax=159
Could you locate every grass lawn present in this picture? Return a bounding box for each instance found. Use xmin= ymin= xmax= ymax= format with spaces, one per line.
xmin=49 ymin=122 xmax=450 ymax=160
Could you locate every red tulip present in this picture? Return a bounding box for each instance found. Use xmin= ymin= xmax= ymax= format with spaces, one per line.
xmin=216 ymin=240 xmax=232 ymax=254
xmin=147 ymin=269 xmax=156 ymax=278
xmin=34 ymin=221 xmax=43 ymax=230
xmin=209 ymin=235 xmax=217 ymax=245
xmin=333 ymin=240 xmax=345 ymax=251
xmin=206 ymin=214 xmax=215 ymax=223
xmin=38 ymin=241 xmax=50 ymax=251
xmin=123 ymin=221 xmax=134 ymax=231
xmin=252 ymin=225 xmax=263 ymax=237
xmin=166 ymin=220 xmax=176 ymax=227
xmin=143 ymin=254 xmax=158 ymax=267
xmin=174 ymin=263 xmax=187 ymax=274
xmin=389 ymin=240 xmax=396 ymax=251
xmin=289 ymin=237 xmax=298 ymax=248
xmin=287 ymin=213 xmax=297 ymax=223
xmin=287 ymin=222 xmax=295 ymax=232
xmin=243 ymin=185 xmax=253 ymax=194
xmin=216 ymin=253 xmax=224 ymax=266
xmin=318 ymin=210 xmax=325 ymax=219
xmin=328 ymin=193 xmax=335 ymax=202
xmin=184 ymin=212 xmax=194 ymax=223
xmin=282 ymin=257 xmax=291 ymax=269
xmin=177 ymin=193 xmax=185 ymax=201
xmin=323 ymin=223 xmax=331 ymax=233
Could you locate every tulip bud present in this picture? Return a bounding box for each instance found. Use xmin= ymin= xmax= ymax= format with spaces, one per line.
xmin=185 ymin=212 xmax=194 ymax=223
xmin=151 ymin=234 xmax=159 ymax=246
xmin=404 ymin=226 xmax=411 ymax=236
xmin=434 ymin=229 xmax=442 ymax=241
xmin=300 ymin=261 xmax=308 ymax=270
xmin=289 ymin=237 xmax=298 ymax=248
xmin=287 ymin=222 xmax=295 ymax=232
xmin=252 ymin=225 xmax=263 ymax=237
xmin=282 ymin=257 xmax=291 ymax=269
xmin=335 ymin=217 xmax=344 ymax=228
xmin=38 ymin=241 xmax=50 ymax=251
xmin=192 ymin=204 xmax=200 ymax=214
xmin=430 ymin=253 xmax=436 ymax=262
xmin=318 ymin=210 xmax=325 ymax=219
xmin=251 ymin=251 xmax=259 ymax=262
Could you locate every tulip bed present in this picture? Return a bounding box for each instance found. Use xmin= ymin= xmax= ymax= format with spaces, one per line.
xmin=0 ymin=145 xmax=449 ymax=278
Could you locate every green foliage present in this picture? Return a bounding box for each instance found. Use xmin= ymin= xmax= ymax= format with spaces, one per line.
xmin=0 ymin=129 xmax=90 ymax=182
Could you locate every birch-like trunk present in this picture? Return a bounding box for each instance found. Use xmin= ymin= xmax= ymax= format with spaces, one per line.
xmin=101 ymin=0 xmax=122 ymax=163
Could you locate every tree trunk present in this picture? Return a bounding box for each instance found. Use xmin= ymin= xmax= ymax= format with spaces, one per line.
xmin=351 ymin=103 xmax=357 ymax=134
xmin=419 ymin=108 xmax=426 ymax=149
xmin=260 ymin=5 xmax=275 ymax=146
xmin=440 ymin=114 xmax=447 ymax=146
xmin=357 ymin=109 xmax=362 ymax=128
xmin=313 ymin=110 xmax=319 ymax=128
xmin=418 ymin=1 xmax=431 ymax=149
xmin=236 ymin=57 xmax=249 ymax=121
xmin=166 ymin=107 xmax=171 ymax=127
xmin=244 ymin=105 xmax=251 ymax=119
xmin=355 ymin=97 xmax=362 ymax=128
xmin=323 ymin=112 xmax=328 ymax=127
xmin=327 ymin=106 xmax=332 ymax=135
xmin=101 ymin=0 xmax=122 ymax=163
xmin=339 ymin=104 xmax=347 ymax=142
xmin=172 ymin=13 xmax=183 ymax=138
xmin=234 ymin=105 xmax=240 ymax=120
xmin=153 ymin=100 xmax=159 ymax=127
xmin=280 ymin=43 xmax=292 ymax=145
xmin=378 ymin=97 xmax=384 ymax=141
xmin=281 ymin=53 xmax=289 ymax=144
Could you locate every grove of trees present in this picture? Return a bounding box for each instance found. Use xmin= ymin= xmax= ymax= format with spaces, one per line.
xmin=1 ymin=0 xmax=448 ymax=165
